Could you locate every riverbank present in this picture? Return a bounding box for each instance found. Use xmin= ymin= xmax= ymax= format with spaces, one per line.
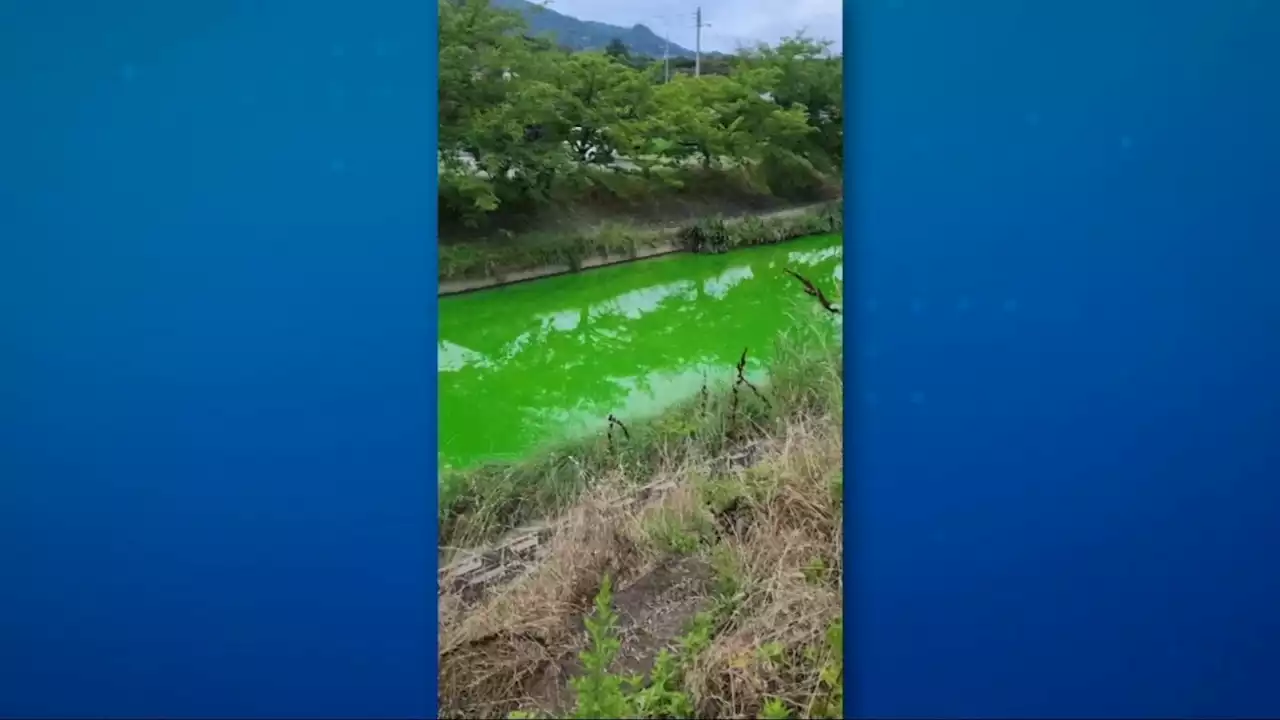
xmin=439 ymin=200 xmax=843 ymax=296
xmin=439 ymin=323 xmax=844 ymax=719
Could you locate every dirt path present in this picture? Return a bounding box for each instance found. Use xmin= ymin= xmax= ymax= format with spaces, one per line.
xmin=438 ymin=202 xmax=836 ymax=297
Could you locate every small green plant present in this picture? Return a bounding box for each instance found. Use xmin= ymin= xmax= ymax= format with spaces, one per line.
xmin=679 ymin=610 xmax=717 ymax=657
xmin=644 ymin=507 xmax=714 ymax=556
xmin=822 ymin=619 xmax=844 ymax=692
xmin=707 ymin=544 xmax=746 ymax=622
xmin=570 ymin=574 xmax=634 ymax=718
xmin=808 ymin=617 xmax=844 ymax=719
xmin=801 ymin=556 xmax=829 ymax=585
xmin=630 ymin=648 xmax=694 ymax=718
xmin=761 ymin=697 xmax=793 ymax=719
xmin=564 ymin=576 xmax=726 ymax=719
xmin=697 ymin=475 xmax=746 ymax=515
xmin=828 ymin=472 xmax=843 ymax=507
xmin=757 ymin=640 xmax=786 ymax=664
xmin=632 ymin=608 xmax=720 ymax=718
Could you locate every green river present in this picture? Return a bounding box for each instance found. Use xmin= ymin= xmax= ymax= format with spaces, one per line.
xmin=438 ymin=233 xmax=843 ymax=471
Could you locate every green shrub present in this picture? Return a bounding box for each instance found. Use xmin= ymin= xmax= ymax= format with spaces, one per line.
xmin=678 ymin=216 xmax=732 ymax=253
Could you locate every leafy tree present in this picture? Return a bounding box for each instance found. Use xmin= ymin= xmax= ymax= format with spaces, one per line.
xmin=554 ymin=52 xmax=653 ymax=164
xmin=437 ymin=0 xmax=842 ymax=229
xmin=739 ymin=34 xmax=844 ymax=164
xmin=439 ymin=0 xmax=571 ymax=221
xmin=604 ymin=37 xmax=629 ymax=61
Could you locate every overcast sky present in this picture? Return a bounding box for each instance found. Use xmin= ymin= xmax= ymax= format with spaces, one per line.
xmin=540 ymin=0 xmax=843 ymax=54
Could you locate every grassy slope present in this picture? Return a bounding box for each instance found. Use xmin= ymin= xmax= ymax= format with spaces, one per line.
xmin=440 ymin=320 xmax=844 ymax=719
xmin=438 ymin=198 xmax=843 ymax=283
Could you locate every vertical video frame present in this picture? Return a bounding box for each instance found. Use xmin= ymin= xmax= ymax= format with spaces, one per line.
xmin=438 ymin=0 xmax=844 ymax=716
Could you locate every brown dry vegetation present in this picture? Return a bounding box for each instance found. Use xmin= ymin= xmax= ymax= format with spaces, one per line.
xmin=439 ymin=333 xmax=843 ymax=719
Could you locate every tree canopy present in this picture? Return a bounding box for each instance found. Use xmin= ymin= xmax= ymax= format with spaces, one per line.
xmin=439 ymin=0 xmax=843 ymax=230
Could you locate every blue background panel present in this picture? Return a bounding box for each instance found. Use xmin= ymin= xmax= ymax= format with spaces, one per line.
xmin=4 ymin=0 xmax=1280 ymax=718
xmin=0 ymin=2 xmax=437 ymax=717
xmin=849 ymin=0 xmax=1280 ymax=717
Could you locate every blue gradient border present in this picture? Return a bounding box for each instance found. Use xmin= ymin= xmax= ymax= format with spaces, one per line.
xmin=0 ymin=3 xmax=438 ymax=717
xmin=847 ymin=1 xmax=1280 ymax=717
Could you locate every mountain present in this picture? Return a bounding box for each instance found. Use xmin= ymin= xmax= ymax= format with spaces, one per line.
xmin=491 ymin=0 xmax=696 ymax=58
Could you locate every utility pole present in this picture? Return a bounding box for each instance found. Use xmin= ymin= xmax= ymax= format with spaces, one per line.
xmin=663 ymin=31 xmax=670 ymax=83
xmin=694 ymin=7 xmax=703 ymax=77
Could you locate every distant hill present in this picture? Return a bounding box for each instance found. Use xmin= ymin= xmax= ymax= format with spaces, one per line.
xmin=491 ymin=0 xmax=696 ymax=58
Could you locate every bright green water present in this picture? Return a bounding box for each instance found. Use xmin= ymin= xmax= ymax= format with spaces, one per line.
xmin=438 ymin=233 xmax=843 ymax=470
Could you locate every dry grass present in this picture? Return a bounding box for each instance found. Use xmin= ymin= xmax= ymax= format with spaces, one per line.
xmin=687 ymin=417 xmax=843 ymax=719
xmin=439 ymin=478 xmax=657 ymax=718
xmin=439 ymin=406 xmax=844 ymax=719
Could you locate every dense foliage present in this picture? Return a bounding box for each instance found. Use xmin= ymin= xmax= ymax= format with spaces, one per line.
xmin=439 ymin=0 xmax=844 ymax=231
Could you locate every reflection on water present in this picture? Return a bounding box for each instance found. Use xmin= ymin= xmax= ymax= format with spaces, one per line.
xmin=438 ymin=340 xmax=491 ymax=372
xmin=788 ymin=246 xmax=843 ymax=286
xmin=788 ymin=246 xmax=842 ymax=266
xmin=704 ymin=266 xmax=755 ymax=298
xmin=590 ymin=280 xmax=698 ymax=320
xmin=438 ymin=233 xmax=843 ymax=469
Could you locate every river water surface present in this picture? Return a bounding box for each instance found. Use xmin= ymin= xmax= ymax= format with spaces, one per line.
xmin=439 ymin=233 xmax=843 ymax=470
